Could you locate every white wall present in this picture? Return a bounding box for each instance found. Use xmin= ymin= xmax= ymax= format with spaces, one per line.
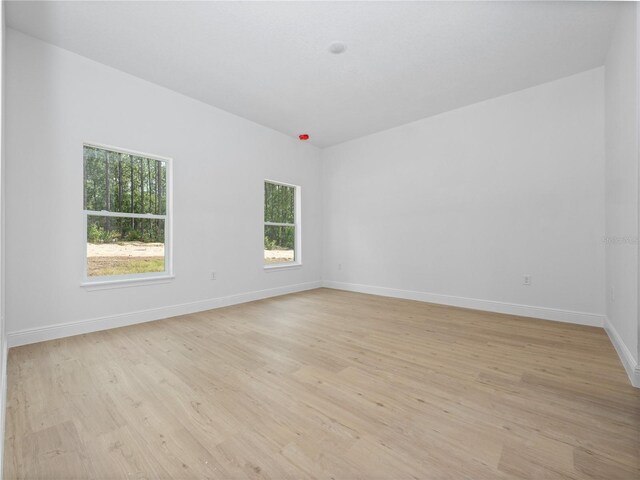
xmin=322 ymin=68 xmax=606 ymax=326
xmin=4 ymin=29 xmax=322 ymax=343
xmin=0 ymin=1 xmax=6 ymax=475
xmin=604 ymin=3 xmax=640 ymax=385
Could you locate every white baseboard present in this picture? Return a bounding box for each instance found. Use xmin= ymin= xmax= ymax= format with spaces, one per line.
xmin=604 ymin=317 xmax=640 ymax=388
xmin=7 ymin=281 xmax=322 ymax=347
xmin=9 ymin=280 xmax=633 ymax=388
xmin=322 ymin=281 xmax=605 ymax=327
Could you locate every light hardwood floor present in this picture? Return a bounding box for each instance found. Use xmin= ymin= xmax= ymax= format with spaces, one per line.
xmin=4 ymin=288 xmax=639 ymax=479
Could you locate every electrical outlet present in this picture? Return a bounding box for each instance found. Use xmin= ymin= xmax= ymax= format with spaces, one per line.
xmin=210 ymin=272 xmax=217 ymax=280
xmin=523 ymin=274 xmax=532 ymax=286
xmin=338 ymin=263 xmax=342 ymax=271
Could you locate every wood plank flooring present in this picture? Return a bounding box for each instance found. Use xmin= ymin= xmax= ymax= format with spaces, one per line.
xmin=4 ymin=288 xmax=639 ymax=479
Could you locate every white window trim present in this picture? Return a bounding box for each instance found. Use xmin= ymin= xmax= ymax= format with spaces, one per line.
xmin=263 ymin=179 xmax=302 ymax=270
xmin=81 ymin=142 xmax=174 ymax=288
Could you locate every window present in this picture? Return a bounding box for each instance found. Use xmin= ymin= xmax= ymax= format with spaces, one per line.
xmin=83 ymin=144 xmax=171 ymax=283
xmin=264 ymin=180 xmax=300 ymax=266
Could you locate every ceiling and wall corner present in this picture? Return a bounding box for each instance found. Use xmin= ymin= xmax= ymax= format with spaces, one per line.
xmin=5 ymin=1 xmax=621 ymax=147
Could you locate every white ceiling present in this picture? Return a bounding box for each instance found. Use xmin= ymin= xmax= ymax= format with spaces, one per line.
xmin=6 ymin=1 xmax=620 ymax=147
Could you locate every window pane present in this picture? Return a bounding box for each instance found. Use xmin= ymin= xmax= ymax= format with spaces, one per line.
xmin=83 ymin=146 xmax=106 ymax=211
xmin=264 ymin=225 xmax=295 ymax=264
xmin=264 ymin=182 xmax=295 ymax=223
xmin=83 ymin=146 xmax=167 ymax=215
xmin=87 ymin=215 xmax=165 ymax=277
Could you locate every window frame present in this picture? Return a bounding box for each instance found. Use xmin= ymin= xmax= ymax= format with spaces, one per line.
xmin=263 ymin=179 xmax=302 ymax=270
xmin=81 ymin=142 xmax=174 ymax=287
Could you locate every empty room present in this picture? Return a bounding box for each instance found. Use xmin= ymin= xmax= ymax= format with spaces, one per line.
xmin=0 ymin=0 xmax=638 ymax=478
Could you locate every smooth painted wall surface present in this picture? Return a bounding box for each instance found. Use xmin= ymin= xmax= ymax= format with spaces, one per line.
xmin=4 ymin=29 xmax=322 ymax=334
xmin=605 ymin=3 xmax=639 ymax=364
xmin=0 ymin=2 xmax=6 ymax=475
xmin=322 ymin=68 xmax=605 ymax=318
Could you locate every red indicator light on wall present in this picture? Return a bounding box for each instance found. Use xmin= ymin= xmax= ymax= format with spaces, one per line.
xmin=299 ymin=134 xmax=309 ymax=141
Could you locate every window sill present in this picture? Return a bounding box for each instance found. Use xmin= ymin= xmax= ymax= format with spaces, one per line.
xmin=81 ymin=275 xmax=175 ymax=291
xmin=264 ymin=262 xmax=302 ymax=271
